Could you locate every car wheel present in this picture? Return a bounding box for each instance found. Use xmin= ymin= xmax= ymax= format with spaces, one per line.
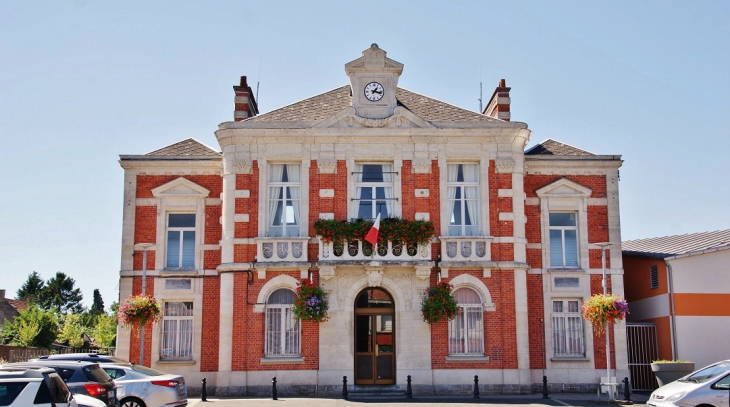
xmin=120 ymin=397 xmax=146 ymax=407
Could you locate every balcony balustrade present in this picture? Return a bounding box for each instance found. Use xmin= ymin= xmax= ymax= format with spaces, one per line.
xmin=256 ymin=237 xmax=310 ymax=263
xmin=318 ymin=239 xmax=431 ymax=262
xmin=439 ymin=236 xmax=493 ymax=262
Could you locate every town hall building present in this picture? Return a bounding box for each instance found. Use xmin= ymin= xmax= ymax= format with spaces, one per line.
xmin=117 ymin=44 xmax=627 ymax=396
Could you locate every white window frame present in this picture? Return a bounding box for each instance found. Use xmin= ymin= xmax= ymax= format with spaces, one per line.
xmin=160 ymin=301 xmax=194 ymax=361
xmin=266 ymin=163 xmax=302 ymax=237
xmin=264 ymin=289 xmax=301 ymax=357
xmin=165 ymin=213 xmax=196 ymax=269
xmin=446 ymin=163 xmax=480 ymax=236
xmin=350 ymin=162 xmax=396 ymax=221
xmin=551 ymin=299 xmax=585 ymax=358
xmin=448 ymin=287 xmax=485 ymax=356
xmin=548 ymin=212 xmax=579 ymax=268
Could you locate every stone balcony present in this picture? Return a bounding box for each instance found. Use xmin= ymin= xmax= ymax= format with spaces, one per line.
xmin=256 ymin=237 xmax=311 ymax=263
xmin=439 ymin=236 xmax=493 ymax=262
xmin=318 ymin=239 xmax=432 ymax=263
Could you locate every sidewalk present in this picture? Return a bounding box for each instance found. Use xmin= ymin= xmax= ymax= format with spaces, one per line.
xmin=186 ymin=392 xmax=650 ymax=407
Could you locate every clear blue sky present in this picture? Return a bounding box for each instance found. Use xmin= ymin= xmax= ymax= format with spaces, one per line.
xmin=1 ymin=1 xmax=728 ymax=308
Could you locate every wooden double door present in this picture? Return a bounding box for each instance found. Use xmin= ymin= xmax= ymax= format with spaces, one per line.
xmin=354 ymin=287 xmax=395 ymax=385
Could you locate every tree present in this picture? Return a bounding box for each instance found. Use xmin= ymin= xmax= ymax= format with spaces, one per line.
xmin=92 ymin=314 xmax=117 ymax=348
xmin=1 ymin=306 xmax=58 ymax=348
xmin=39 ymin=272 xmax=83 ymax=314
xmin=90 ymin=289 xmax=105 ymax=315
xmin=57 ymin=314 xmax=86 ymax=348
xmin=16 ymin=271 xmax=45 ymax=304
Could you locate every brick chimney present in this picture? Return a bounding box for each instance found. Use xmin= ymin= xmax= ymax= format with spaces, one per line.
xmin=483 ymin=79 xmax=511 ymax=121
xmin=233 ymin=76 xmax=259 ymax=121
xmin=0 ymin=289 xmax=5 ymax=301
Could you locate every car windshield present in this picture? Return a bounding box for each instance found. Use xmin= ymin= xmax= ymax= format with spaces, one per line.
xmin=682 ymin=361 xmax=730 ymax=383
xmin=130 ymin=365 xmax=166 ymax=376
xmin=82 ymin=365 xmax=112 ymax=383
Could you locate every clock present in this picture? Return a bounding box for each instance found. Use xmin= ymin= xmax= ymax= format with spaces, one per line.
xmin=364 ymin=82 xmax=384 ymax=101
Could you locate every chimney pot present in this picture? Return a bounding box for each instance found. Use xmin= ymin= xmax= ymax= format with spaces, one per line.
xmin=240 ymin=76 xmax=248 ymax=87
xmin=500 ymin=79 xmax=506 ymax=88
xmin=0 ymin=289 xmax=5 ymax=301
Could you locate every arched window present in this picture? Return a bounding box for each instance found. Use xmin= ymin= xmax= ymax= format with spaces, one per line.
xmin=448 ymin=287 xmax=484 ymax=355
xmin=265 ymin=289 xmax=300 ymax=356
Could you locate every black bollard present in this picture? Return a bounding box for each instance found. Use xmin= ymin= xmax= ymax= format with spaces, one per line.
xmin=272 ymin=377 xmax=278 ymax=400
xmin=342 ymin=376 xmax=348 ymax=400
xmin=201 ymin=378 xmax=207 ymax=402
xmin=473 ymin=375 xmax=480 ymax=399
xmin=542 ymin=375 xmax=549 ymax=399
xmin=623 ymin=377 xmax=631 ymax=402
xmin=406 ymin=375 xmax=412 ymax=399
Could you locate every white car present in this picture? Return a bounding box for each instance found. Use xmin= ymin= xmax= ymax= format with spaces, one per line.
xmin=75 ymin=393 xmax=107 ymax=407
xmin=0 ymin=366 xmax=78 ymax=407
xmin=99 ymin=364 xmax=187 ymax=407
xmin=649 ymin=359 xmax=730 ymax=407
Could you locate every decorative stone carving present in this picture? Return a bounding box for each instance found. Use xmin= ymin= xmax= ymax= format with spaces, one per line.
xmin=350 ymin=109 xmax=403 ymax=128
xmin=412 ymin=159 xmax=431 ymax=174
xmin=415 ymin=266 xmax=431 ymax=281
xmin=319 ymin=266 xmax=336 ymax=281
xmin=495 ymin=158 xmax=515 ymax=174
xmin=389 ymin=272 xmax=415 ymax=310
xmin=233 ymin=159 xmax=253 ymax=174
xmin=365 ymin=268 xmax=384 ymax=287
xmin=317 ymin=159 xmax=337 ymax=174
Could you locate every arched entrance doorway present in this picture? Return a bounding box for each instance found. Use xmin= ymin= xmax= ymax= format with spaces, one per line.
xmin=354 ymin=287 xmax=395 ymax=385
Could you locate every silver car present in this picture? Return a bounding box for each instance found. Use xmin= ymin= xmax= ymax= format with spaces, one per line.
xmin=98 ymin=364 xmax=187 ymax=407
xmin=649 ymin=360 xmax=730 ymax=407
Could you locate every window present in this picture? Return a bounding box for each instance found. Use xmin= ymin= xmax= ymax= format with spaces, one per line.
xmin=448 ymin=288 xmax=484 ymax=355
xmin=265 ymin=289 xmax=300 ymax=356
xmin=650 ymin=265 xmax=659 ymax=289
xmin=549 ymin=213 xmax=578 ymax=267
xmin=160 ymin=301 xmax=194 ymax=360
xmin=447 ymin=164 xmax=479 ymax=236
xmin=551 ymin=300 xmax=584 ymax=357
xmin=166 ymin=214 xmax=195 ymax=269
xmin=268 ymin=164 xmax=301 ymax=237
xmin=354 ymin=163 xmax=394 ymax=220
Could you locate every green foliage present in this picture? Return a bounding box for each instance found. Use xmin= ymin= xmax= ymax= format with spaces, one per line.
xmin=2 ymin=306 xmax=59 ymax=348
xmin=118 ymin=295 xmax=161 ymax=328
xmin=653 ymin=359 xmax=691 ymax=363
xmin=91 ymin=289 xmax=105 ymax=315
xmin=421 ymin=282 xmax=459 ymax=324
xmin=92 ymin=314 xmax=117 ymax=348
xmin=314 ymin=217 xmax=435 ymax=246
xmin=57 ymin=314 xmax=86 ymax=348
xmin=16 ymin=271 xmax=45 ymax=304
xmin=40 ymin=272 xmax=84 ymax=314
xmin=292 ymin=280 xmax=329 ymax=322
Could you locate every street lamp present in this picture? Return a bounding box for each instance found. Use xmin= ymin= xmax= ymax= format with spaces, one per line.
xmin=135 ymin=243 xmax=155 ymax=366
xmin=595 ymin=242 xmax=614 ymax=398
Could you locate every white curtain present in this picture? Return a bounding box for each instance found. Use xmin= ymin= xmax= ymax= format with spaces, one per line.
xmin=381 ymin=164 xmax=393 ymax=216
xmin=287 ymin=164 xmax=301 ymax=233
xmin=268 ymin=164 xmax=285 ymax=234
xmin=446 ymin=165 xmax=459 ymax=233
xmin=355 ymin=164 xmax=364 ymax=219
xmin=462 ymin=164 xmax=479 ymax=234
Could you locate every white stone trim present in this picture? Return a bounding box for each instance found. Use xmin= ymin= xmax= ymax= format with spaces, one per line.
xmin=448 ymin=273 xmax=496 ymax=311
xmin=415 ymin=188 xmax=429 ymax=197
xmin=234 ymin=190 xmax=250 ymax=198
xmin=319 ymin=189 xmax=335 ymax=198
xmin=254 ymin=274 xmax=301 ymax=312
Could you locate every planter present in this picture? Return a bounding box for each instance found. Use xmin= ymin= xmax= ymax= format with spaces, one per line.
xmin=651 ymin=362 xmax=695 ymax=387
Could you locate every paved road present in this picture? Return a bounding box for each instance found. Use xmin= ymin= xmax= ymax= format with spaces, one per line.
xmin=186 ymin=392 xmax=650 ymax=407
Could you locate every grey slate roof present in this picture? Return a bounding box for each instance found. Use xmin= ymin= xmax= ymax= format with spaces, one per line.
xmin=146 ymin=138 xmax=221 ymax=156
xmin=525 ymin=139 xmax=594 ymax=156
xmin=622 ymin=229 xmax=730 ymax=258
xmin=244 ymin=85 xmax=504 ymax=124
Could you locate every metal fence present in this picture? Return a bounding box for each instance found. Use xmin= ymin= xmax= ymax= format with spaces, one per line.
xmin=626 ymin=323 xmax=659 ymax=390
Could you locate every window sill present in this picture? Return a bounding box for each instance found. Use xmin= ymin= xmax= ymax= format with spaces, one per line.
xmin=550 ymin=357 xmax=590 ymax=363
xmin=446 ymin=355 xmax=489 ymax=363
xmin=547 ymin=268 xmax=584 ymax=272
xmin=156 ymin=359 xmax=197 ymax=366
xmin=161 ymin=268 xmax=198 ymax=274
xmin=260 ymin=356 xmax=305 ymax=364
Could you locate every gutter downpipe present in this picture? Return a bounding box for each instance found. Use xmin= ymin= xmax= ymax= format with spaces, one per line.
xmin=664 ymin=258 xmax=678 ymax=360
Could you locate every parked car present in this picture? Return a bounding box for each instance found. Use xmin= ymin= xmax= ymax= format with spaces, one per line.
xmin=648 ymin=359 xmax=730 ymax=407
xmin=33 ymin=353 xmax=129 ymax=364
xmin=75 ymin=393 xmax=107 ymax=407
xmin=100 ymin=364 xmax=187 ymax=407
xmin=3 ymin=361 xmax=118 ymax=407
xmin=0 ymin=366 xmax=78 ymax=407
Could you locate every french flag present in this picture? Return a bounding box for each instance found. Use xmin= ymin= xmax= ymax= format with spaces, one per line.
xmin=365 ymin=214 xmax=381 ymax=246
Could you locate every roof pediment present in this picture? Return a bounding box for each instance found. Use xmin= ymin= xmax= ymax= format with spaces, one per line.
xmin=536 ymin=178 xmax=592 ymax=198
xmin=314 ymin=106 xmax=434 ymax=129
xmin=152 ymin=177 xmax=210 ymax=199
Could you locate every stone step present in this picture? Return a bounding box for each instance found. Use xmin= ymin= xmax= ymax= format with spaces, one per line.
xmin=347 ymin=385 xmax=407 ymax=399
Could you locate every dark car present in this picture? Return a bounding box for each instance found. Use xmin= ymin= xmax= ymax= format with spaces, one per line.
xmin=3 ymin=361 xmax=118 ymax=407
xmin=33 ymin=353 xmax=128 ymax=364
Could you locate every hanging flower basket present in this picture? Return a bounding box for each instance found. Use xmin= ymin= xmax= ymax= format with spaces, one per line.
xmin=581 ymin=293 xmax=629 ymax=333
xmin=421 ymin=282 xmax=459 ymax=324
xmin=118 ymin=294 xmax=162 ymax=328
xmin=292 ymin=280 xmax=330 ymax=322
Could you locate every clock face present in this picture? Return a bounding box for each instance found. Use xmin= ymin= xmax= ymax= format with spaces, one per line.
xmin=364 ymin=82 xmax=384 ymax=101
